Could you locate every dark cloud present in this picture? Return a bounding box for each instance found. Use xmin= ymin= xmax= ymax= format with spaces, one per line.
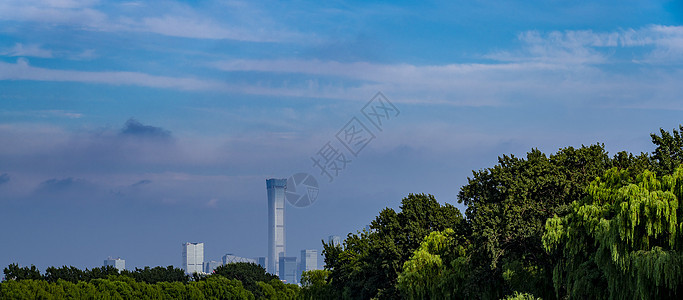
xmin=37 ymin=177 xmax=87 ymax=192
xmin=0 ymin=173 xmax=9 ymax=185
xmin=131 ymin=179 xmax=152 ymax=187
xmin=120 ymin=118 xmax=172 ymax=140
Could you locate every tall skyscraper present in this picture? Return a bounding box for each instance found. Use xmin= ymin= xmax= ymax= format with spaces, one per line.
xmin=299 ymin=249 xmax=318 ymax=283
xmin=267 ymin=178 xmax=287 ymax=276
xmin=279 ymin=256 xmax=298 ymax=284
xmin=182 ymin=242 xmax=204 ymax=275
xmin=103 ymin=257 xmax=125 ymax=272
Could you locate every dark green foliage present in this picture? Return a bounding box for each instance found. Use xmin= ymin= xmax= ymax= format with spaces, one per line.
xmin=3 ymin=264 xmax=42 ymax=281
xmin=44 ymin=265 xmax=119 ymax=283
xmin=121 ymin=265 xmax=189 ymax=284
xmin=457 ymin=145 xmax=613 ymax=298
xmin=323 ymin=193 xmax=465 ymax=299
xmin=651 ymin=125 xmax=683 ymax=175
xmin=211 ymin=262 xmax=279 ymax=298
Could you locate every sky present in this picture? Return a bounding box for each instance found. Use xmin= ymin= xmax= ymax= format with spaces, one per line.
xmin=1 ymin=0 xmax=683 ymax=272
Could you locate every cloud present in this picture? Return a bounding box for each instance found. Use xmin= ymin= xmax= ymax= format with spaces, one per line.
xmin=131 ymin=179 xmax=151 ymax=187
xmin=120 ymin=118 xmax=172 ymax=140
xmin=0 ymin=59 xmax=227 ymax=91
xmin=1 ymin=43 xmax=53 ymax=58
xmin=0 ymin=173 xmax=10 ymax=185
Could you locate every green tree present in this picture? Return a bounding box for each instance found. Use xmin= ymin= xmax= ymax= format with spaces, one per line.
xmin=651 ymin=125 xmax=683 ymax=175
xmin=397 ymin=229 xmax=470 ymax=300
xmin=457 ymin=145 xmax=613 ymax=298
xmin=323 ymin=193 xmax=465 ymax=299
xmin=2 ymin=264 xmax=42 ymax=281
xmin=299 ymin=269 xmax=333 ymax=299
xmin=211 ymin=262 xmax=278 ymax=298
xmin=544 ymin=166 xmax=683 ymax=299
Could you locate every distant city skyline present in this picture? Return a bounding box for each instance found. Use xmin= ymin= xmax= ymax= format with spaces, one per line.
xmin=2 ymin=0 xmax=683 ymax=272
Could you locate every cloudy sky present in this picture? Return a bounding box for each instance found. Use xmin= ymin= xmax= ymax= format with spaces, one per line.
xmin=1 ymin=0 xmax=683 ymax=271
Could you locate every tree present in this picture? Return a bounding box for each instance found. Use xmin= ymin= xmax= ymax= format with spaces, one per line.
xmin=323 ymin=193 xmax=465 ymax=299
xmin=211 ymin=262 xmax=278 ymax=298
xmin=299 ymin=270 xmax=333 ymax=299
xmin=122 ymin=266 xmax=188 ymax=284
xmin=651 ymin=125 xmax=683 ymax=175
xmin=397 ymin=229 xmax=471 ymax=300
xmin=2 ymin=264 xmax=42 ymax=281
xmin=544 ymin=166 xmax=683 ymax=299
xmin=457 ymin=145 xmax=613 ymax=298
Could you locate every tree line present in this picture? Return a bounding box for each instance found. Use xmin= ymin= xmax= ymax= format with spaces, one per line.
xmin=5 ymin=125 xmax=683 ymax=299
xmin=313 ymin=125 xmax=683 ymax=299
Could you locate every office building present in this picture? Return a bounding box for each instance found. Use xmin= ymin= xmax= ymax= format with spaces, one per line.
xmin=267 ymin=178 xmax=287 ymax=276
xmin=182 ymin=242 xmax=204 ymax=275
xmin=328 ymin=235 xmax=341 ymax=247
xmin=299 ymin=249 xmax=318 ymax=283
xmin=204 ymin=260 xmax=222 ymax=274
xmin=222 ymin=254 xmax=256 ymax=265
xmin=256 ymin=257 xmax=268 ymax=271
xmin=103 ymin=257 xmax=125 ymax=272
xmin=278 ymin=256 xmax=298 ymax=284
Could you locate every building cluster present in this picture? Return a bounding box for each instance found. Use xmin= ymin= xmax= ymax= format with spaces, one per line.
xmin=102 ymin=178 xmax=344 ymax=285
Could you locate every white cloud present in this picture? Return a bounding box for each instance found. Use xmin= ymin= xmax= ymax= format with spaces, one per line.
xmin=1 ymin=43 xmax=53 ymax=58
xmin=0 ymin=58 xmax=227 ymax=91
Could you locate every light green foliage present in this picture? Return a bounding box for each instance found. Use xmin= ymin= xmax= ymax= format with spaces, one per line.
xmin=544 ymin=167 xmax=683 ymax=299
xmin=298 ymin=270 xmax=333 ymax=299
xmin=322 ymin=193 xmax=465 ymax=300
xmin=397 ymin=229 xmax=470 ymax=300
xmin=502 ymin=291 xmax=542 ymax=300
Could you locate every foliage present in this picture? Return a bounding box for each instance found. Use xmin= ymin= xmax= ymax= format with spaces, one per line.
xmin=502 ymin=291 xmax=542 ymax=300
xmin=323 ymin=193 xmax=465 ymax=299
xmin=397 ymin=229 xmax=470 ymax=300
xmin=456 ymin=145 xmax=614 ymax=298
xmin=651 ymin=125 xmax=683 ymax=175
xmin=3 ymin=264 xmax=42 ymax=281
xmin=211 ymin=262 xmax=279 ymax=298
xmin=298 ymin=270 xmax=333 ymax=299
xmin=544 ymin=166 xmax=683 ymax=299
xmin=0 ymin=276 xmax=254 ymax=299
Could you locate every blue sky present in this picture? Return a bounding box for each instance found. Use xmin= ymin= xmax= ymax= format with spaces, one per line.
xmin=1 ymin=0 xmax=683 ymax=272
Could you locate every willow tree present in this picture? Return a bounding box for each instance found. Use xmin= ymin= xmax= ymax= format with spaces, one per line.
xmin=544 ymin=167 xmax=683 ymax=299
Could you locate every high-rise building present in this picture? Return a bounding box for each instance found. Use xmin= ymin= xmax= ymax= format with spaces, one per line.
xmin=182 ymin=242 xmax=204 ymax=275
xmin=328 ymin=235 xmax=341 ymax=247
xmin=278 ymin=256 xmax=298 ymax=284
xmin=204 ymin=260 xmax=222 ymax=274
xmin=103 ymin=257 xmax=125 ymax=272
xmin=267 ymin=178 xmax=287 ymax=276
xmin=256 ymin=257 xmax=268 ymax=271
xmin=299 ymin=249 xmax=318 ymax=283
xmin=222 ymin=254 xmax=256 ymax=265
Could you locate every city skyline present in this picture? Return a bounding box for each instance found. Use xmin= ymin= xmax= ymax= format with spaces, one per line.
xmin=2 ymin=0 xmax=683 ymax=272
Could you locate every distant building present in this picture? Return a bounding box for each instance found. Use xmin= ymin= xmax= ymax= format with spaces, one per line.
xmin=278 ymin=256 xmax=298 ymax=284
xmin=328 ymin=235 xmax=341 ymax=247
xmin=222 ymin=254 xmax=256 ymax=265
xmin=256 ymin=257 xmax=268 ymax=271
xmin=182 ymin=242 xmax=204 ymax=275
xmin=204 ymin=260 xmax=222 ymax=274
xmin=267 ymin=178 xmax=287 ymax=276
xmin=104 ymin=257 xmax=125 ymax=272
xmin=299 ymin=249 xmax=318 ymax=283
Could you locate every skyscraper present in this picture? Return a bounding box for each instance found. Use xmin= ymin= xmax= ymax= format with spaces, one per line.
xmin=278 ymin=256 xmax=298 ymax=284
xmin=299 ymin=249 xmax=318 ymax=283
xmin=267 ymin=178 xmax=287 ymax=276
xmin=182 ymin=242 xmax=204 ymax=275
xmin=103 ymin=257 xmax=125 ymax=272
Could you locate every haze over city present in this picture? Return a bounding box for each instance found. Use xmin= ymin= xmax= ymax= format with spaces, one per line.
xmin=2 ymin=0 xmax=683 ymax=275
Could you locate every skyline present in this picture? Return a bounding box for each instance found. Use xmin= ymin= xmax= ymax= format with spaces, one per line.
xmin=2 ymin=0 xmax=683 ymax=272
